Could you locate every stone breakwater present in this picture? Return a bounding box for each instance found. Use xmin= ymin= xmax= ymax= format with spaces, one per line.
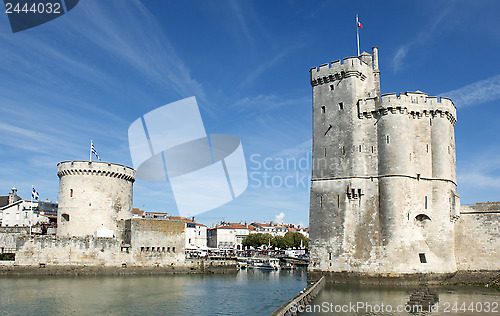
xmin=0 ymin=259 xmax=238 ymax=276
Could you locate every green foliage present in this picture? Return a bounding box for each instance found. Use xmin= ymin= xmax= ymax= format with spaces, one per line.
xmin=0 ymin=253 xmax=15 ymax=261
xmin=242 ymin=232 xmax=308 ymax=249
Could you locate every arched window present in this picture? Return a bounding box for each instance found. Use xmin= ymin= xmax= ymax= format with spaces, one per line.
xmin=414 ymin=214 xmax=431 ymax=228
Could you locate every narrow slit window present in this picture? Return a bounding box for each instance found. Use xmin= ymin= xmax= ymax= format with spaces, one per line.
xmin=337 ymin=195 xmax=340 ymax=208
xmin=419 ymin=253 xmax=427 ymax=263
xmin=371 ymin=146 xmax=374 ymax=153
xmin=387 ymin=135 xmax=390 ymax=144
xmin=324 ymin=147 xmax=327 ymax=157
xmin=359 ymin=145 xmax=362 ymax=152
xmin=329 ymin=252 xmax=332 ymax=260
xmin=426 ymin=144 xmax=429 ymax=153
xmin=425 ymin=196 xmax=428 ymax=209
xmin=321 ymin=106 xmax=325 ymax=113
xmin=320 ymin=195 xmax=323 ymax=208
xmin=339 ymin=102 xmax=344 ymax=110
xmin=70 ymin=189 xmax=73 ymax=198
xmin=342 ymin=146 xmax=345 ymax=155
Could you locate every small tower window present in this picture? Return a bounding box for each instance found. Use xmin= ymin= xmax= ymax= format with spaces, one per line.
xmin=321 ymin=106 xmax=325 ymax=113
xmin=339 ymin=102 xmax=344 ymax=110
xmin=386 ymin=135 xmax=390 ymax=144
xmin=359 ymin=145 xmax=362 ymax=152
xmin=70 ymin=189 xmax=73 ymax=197
xmin=330 ymin=84 xmax=334 ymax=91
xmin=371 ymin=146 xmax=374 ymax=153
xmin=419 ymin=253 xmax=427 ymax=263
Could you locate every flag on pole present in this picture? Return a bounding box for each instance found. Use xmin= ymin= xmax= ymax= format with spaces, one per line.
xmin=91 ymin=140 xmax=101 ymax=161
xmin=356 ymin=14 xmax=362 ymax=56
xmin=31 ymin=187 xmax=39 ymax=201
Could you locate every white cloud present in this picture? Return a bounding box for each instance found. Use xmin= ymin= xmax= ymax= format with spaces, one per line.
xmin=441 ymin=74 xmax=500 ymax=108
xmin=274 ymin=212 xmax=285 ymax=223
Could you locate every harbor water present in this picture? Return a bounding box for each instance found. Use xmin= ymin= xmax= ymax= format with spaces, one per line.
xmin=1 ymin=269 xmax=500 ymax=315
xmin=0 ymin=269 xmax=307 ymax=315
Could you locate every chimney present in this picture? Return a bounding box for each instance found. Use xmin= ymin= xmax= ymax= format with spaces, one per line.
xmin=372 ymin=47 xmax=379 ymax=71
xmin=8 ymin=186 xmax=17 ymax=205
xmin=245 ymin=221 xmax=247 ymax=228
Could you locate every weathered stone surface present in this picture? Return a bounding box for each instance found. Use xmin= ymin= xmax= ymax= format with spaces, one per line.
xmin=455 ymin=203 xmax=500 ymax=270
xmin=309 ymin=48 xmax=459 ymax=275
xmin=56 ymin=161 xmax=135 ymax=238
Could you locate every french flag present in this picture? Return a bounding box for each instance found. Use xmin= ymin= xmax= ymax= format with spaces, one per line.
xmin=357 ymin=20 xmax=363 ymax=28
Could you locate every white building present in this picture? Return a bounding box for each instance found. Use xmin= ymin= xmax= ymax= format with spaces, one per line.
xmin=250 ymin=222 xmax=288 ymax=237
xmin=207 ymin=222 xmax=254 ymax=251
xmin=185 ymin=221 xmax=207 ymax=250
xmin=0 ymin=199 xmax=49 ymax=227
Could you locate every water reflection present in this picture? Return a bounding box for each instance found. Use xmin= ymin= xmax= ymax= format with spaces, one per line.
xmin=303 ymin=283 xmax=500 ymax=315
xmin=0 ymin=268 xmax=307 ymax=316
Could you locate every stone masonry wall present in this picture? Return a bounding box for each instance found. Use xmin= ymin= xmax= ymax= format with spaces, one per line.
xmin=455 ymin=203 xmax=500 ymax=271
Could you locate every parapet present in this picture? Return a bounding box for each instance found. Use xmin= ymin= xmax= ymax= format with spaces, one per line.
xmin=357 ymin=91 xmax=457 ymax=125
xmin=310 ymin=56 xmax=372 ymax=86
xmin=57 ymin=161 xmax=136 ymax=182
xmin=310 ymin=49 xmax=379 ymax=87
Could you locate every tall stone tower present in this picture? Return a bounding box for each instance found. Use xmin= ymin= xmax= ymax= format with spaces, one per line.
xmin=57 ymin=161 xmax=135 ymax=238
xmin=308 ymin=48 xmax=460 ymax=275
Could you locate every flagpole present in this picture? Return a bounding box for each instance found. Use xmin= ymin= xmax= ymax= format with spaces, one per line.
xmin=356 ymin=14 xmax=360 ymax=56
xmin=90 ymin=140 xmax=92 ymax=162
xmin=30 ymin=186 xmax=33 ymax=235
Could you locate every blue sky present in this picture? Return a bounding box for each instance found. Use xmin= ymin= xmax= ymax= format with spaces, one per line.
xmin=0 ymin=0 xmax=499 ymax=227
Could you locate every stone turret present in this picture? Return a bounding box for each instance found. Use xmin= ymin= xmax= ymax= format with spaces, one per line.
xmin=56 ymin=161 xmax=135 ymax=238
xmin=309 ymin=47 xmax=459 ymax=276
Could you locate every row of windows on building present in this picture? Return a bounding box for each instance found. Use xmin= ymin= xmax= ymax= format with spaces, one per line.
xmin=319 ymin=193 xmax=430 ymax=209
xmin=321 ymin=143 xmax=452 ymax=158
xmin=140 ymin=246 xmax=176 ymax=253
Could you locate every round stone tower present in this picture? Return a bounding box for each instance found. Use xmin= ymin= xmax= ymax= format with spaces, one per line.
xmin=57 ymin=161 xmax=136 ymax=237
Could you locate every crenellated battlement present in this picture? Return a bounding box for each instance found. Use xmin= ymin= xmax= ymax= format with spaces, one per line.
xmin=57 ymin=161 xmax=136 ymax=182
xmin=310 ymin=54 xmax=374 ymax=87
xmin=357 ymin=91 xmax=457 ymax=125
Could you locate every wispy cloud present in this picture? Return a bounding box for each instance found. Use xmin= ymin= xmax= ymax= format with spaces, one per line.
xmin=228 ymin=0 xmax=254 ymax=45
xmin=441 ymin=74 xmax=500 ymax=108
xmin=233 ymin=94 xmax=309 ymax=116
xmin=392 ymin=44 xmax=410 ymax=73
xmin=391 ymin=7 xmax=453 ymax=72
xmin=457 ymin=146 xmax=500 ymax=204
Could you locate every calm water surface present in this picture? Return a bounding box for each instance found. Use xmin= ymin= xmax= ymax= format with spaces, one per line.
xmin=0 ymin=269 xmax=307 ymax=316
xmin=2 ymin=270 xmax=500 ymax=315
xmin=304 ymin=283 xmax=500 ymax=315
